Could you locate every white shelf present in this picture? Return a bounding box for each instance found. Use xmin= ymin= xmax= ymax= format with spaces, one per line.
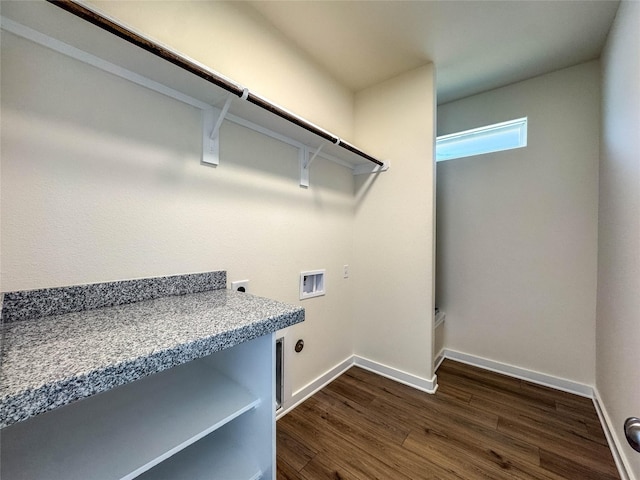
xmin=0 ymin=1 xmax=388 ymax=182
xmin=1 ymin=358 xmax=259 ymax=480
xmin=137 ymin=421 xmax=262 ymax=480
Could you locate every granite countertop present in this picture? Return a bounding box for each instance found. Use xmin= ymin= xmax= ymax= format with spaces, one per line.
xmin=0 ymin=274 xmax=304 ymax=428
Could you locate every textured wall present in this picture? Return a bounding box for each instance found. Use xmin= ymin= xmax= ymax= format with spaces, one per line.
xmin=436 ymin=61 xmax=600 ymax=385
xmin=0 ymin=26 xmax=355 ymax=409
xmin=1 ymin=1 xmax=436 ymax=411
xmin=597 ymin=1 xmax=640 ymax=477
xmin=353 ymin=65 xmax=436 ymax=383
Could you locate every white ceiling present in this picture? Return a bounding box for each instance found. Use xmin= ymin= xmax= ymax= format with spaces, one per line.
xmin=247 ymin=0 xmax=620 ymax=104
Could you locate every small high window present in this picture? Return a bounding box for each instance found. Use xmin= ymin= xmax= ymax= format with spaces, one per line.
xmin=436 ymin=117 xmax=527 ymax=162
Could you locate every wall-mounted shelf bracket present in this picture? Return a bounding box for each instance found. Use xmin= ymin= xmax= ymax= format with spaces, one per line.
xmin=300 ymin=142 xmax=328 ymax=188
xmin=299 ymin=142 xmax=389 ymax=186
xmin=202 ymin=92 xmax=241 ymax=167
xmin=353 ymin=160 xmax=390 ymax=176
xmin=3 ymin=4 xmax=389 ymax=188
xmin=5 ymin=0 xmax=390 ymax=188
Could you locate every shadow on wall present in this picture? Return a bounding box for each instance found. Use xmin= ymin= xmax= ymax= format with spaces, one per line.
xmin=354 ymin=168 xmax=384 ymax=212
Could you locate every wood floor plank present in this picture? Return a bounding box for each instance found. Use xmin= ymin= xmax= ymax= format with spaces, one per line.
xmin=433 ymin=380 xmax=474 ymax=403
xmin=277 ymin=360 xmax=620 ymax=480
xmin=278 ymin=458 xmax=306 ymax=480
xmin=314 ymin=389 xmax=411 ymax=446
xmin=305 ymin=399 xmax=446 ymax=478
xmin=373 ymin=385 xmax=500 ymax=431
xmin=469 ymin=394 xmax=609 ymax=446
xmin=304 ymin=450 xmax=403 ymax=480
xmin=403 ymin=429 xmax=566 ymax=480
xmin=439 ymin=362 xmax=608 ymax=448
xmin=519 ymin=380 xmax=593 ymax=408
xmin=280 ymin=383 xmax=468 ymax=480
xmin=394 ymin=397 xmax=542 ymax=467
xmin=277 ymin=427 xmax=316 ymax=472
xmin=282 ymin=396 xmax=420 ymax=479
xmin=402 ymin=430 xmax=507 ymax=480
xmin=368 ymin=378 xmax=542 ymax=474
xmin=539 ymin=448 xmax=620 ymax=480
xmin=278 ymin=402 xmax=330 ymax=454
xmin=584 ymin=419 xmax=610 ymax=445
xmin=346 ymin=366 xmax=471 ymax=406
xmin=347 ymin=367 xmax=500 ymax=430
xmin=555 ymin=397 xmax=602 ymax=423
xmin=298 ymin=454 xmax=363 ymax=480
xmin=437 ymin=360 xmax=524 ymax=393
xmin=437 ymin=368 xmax=558 ymax=412
xmin=497 ymin=416 xmax=619 ymax=477
xmin=322 ymin=374 xmax=376 ymax=407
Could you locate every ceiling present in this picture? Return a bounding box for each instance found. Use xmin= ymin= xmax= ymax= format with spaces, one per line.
xmin=247 ymin=0 xmax=620 ymax=104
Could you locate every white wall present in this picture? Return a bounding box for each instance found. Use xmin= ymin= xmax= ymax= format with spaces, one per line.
xmin=88 ymin=0 xmax=355 ymax=139
xmin=597 ymin=1 xmax=640 ymax=477
xmin=1 ymin=1 xmax=436 ymax=410
xmin=353 ymin=65 xmax=436 ymax=385
xmin=436 ymin=61 xmax=600 ymax=386
xmin=0 ymin=11 xmax=355 ymax=409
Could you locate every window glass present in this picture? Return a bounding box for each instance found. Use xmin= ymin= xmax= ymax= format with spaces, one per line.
xmin=436 ymin=117 xmax=527 ymax=161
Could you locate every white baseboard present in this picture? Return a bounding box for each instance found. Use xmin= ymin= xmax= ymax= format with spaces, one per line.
xmin=592 ymin=388 xmax=634 ymax=480
xmin=354 ymin=355 xmax=438 ymax=393
xmin=277 ymin=354 xmax=438 ymax=420
xmin=276 ymin=348 xmax=633 ymax=480
xmin=434 ymin=348 xmax=446 ymax=371
xmin=440 ymin=349 xmax=594 ymax=398
xmin=276 ymin=356 xmax=354 ymax=420
xmin=438 ymin=350 xmax=632 ymax=479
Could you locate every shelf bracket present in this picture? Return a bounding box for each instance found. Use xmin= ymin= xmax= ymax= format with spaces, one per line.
xmin=300 ymin=142 xmax=326 ymax=188
xmin=202 ymin=93 xmax=235 ymax=167
xmin=353 ymin=160 xmax=390 ymax=175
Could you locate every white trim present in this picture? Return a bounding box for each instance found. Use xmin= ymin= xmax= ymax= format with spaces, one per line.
xmin=276 ymin=354 xmax=438 ymax=419
xmin=0 ymin=16 xmax=211 ymax=110
xmin=353 ymin=160 xmax=390 ymax=176
xmin=440 ymin=349 xmax=593 ymax=398
xmin=435 ymin=117 xmax=528 ymax=162
xmin=275 ymin=349 xmax=633 ymax=480
xmin=353 ymin=355 xmax=438 ymax=394
xmin=276 ymin=356 xmax=353 ymax=420
xmin=592 ymin=388 xmax=634 ymax=480
xmin=1 ymin=14 xmax=387 ymax=183
xmin=434 ymin=349 xmax=446 ymax=371
xmin=436 ymin=117 xmax=528 ymax=142
xmin=226 ymin=113 xmax=353 ymax=170
xmin=438 ymin=351 xmax=634 ymax=478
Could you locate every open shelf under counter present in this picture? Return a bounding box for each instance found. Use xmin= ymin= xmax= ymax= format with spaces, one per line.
xmin=2 ymin=357 xmax=259 ymax=479
xmin=138 ymin=417 xmax=263 ymax=480
xmin=1 ymin=272 xmax=303 ymax=480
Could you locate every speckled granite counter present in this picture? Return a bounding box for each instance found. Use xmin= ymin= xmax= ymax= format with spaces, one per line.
xmin=0 ymin=272 xmax=304 ymax=428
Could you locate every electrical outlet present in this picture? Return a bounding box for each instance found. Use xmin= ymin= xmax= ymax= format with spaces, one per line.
xmin=343 ymin=265 xmax=349 ymax=279
xmin=231 ymin=280 xmax=249 ymax=293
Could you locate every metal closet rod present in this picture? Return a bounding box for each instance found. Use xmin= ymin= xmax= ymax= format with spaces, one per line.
xmin=48 ymin=0 xmax=384 ymax=168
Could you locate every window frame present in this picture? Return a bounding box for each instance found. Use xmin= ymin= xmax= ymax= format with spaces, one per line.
xmin=436 ymin=117 xmax=528 ymax=162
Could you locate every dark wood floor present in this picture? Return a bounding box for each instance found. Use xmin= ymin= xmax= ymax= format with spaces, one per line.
xmin=276 ymin=359 xmax=619 ymax=480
